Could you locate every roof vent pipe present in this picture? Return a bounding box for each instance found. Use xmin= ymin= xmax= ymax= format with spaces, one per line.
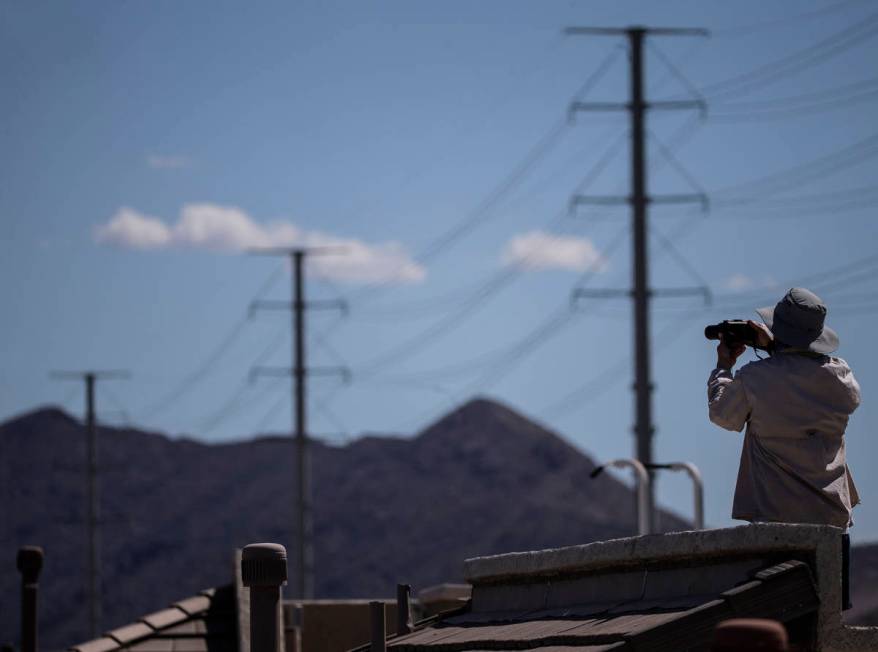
xmin=645 ymin=462 xmax=704 ymax=530
xmin=590 ymin=459 xmax=651 ymax=535
xmin=370 ymin=601 xmax=386 ymax=652
xmin=241 ymin=543 xmax=287 ymax=652
xmin=396 ymin=584 xmax=412 ymax=635
xmin=17 ymin=546 xmax=44 ymax=652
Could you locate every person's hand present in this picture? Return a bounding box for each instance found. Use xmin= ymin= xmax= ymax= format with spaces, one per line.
xmin=748 ymin=319 xmax=773 ymax=350
xmin=717 ymin=334 xmax=746 ymax=370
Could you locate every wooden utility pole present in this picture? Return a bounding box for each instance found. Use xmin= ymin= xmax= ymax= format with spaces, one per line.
xmin=566 ymin=26 xmax=708 ymax=532
xmin=250 ymin=248 xmax=348 ymax=599
xmin=51 ymin=369 xmax=128 ymax=637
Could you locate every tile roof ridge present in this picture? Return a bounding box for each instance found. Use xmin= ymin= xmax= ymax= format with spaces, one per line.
xmin=68 ymin=586 xmax=226 ymax=652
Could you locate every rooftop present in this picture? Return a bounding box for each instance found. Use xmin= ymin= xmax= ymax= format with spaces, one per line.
xmin=70 ymin=586 xmax=237 ymax=652
xmin=380 ymin=524 xmax=878 ymax=652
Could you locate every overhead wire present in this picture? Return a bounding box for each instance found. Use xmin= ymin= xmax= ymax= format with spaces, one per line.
xmin=369 ymin=226 xmax=630 ymax=387
xmin=709 ymin=132 xmax=878 ymax=200
xmin=138 ymin=262 xmax=285 ymax=421
xmin=352 ymin=129 xmax=626 ymax=323
xmin=658 ymin=12 xmax=878 ymax=102
xmin=197 ymin=317 xmax=290 ymax=435
xmin=712 ymin=0 xmax=872 ymax=38
xmin=538 ymin=309 xmax=693 ymax=419
xmin=710 ymin=88 xmax=878 ymax=122
xmin=253 ymin=391 xmax=288 ymax=435
xmin=659 ymin=253 xmax=878 ymax=318
xmin=389 ymin=110 xmax=709 ymax=426
xmin=345 ymin=31 xmax=570 ymax=232
xmin=344 ymin=44 xmax=625 ymax=301
xmin=349 ymin=129 xmax=629 ymax=378
xmin=709 ymin=74 xmax=878 ymax=115
xmin=393 ymin=226 xmax=630 ymax=433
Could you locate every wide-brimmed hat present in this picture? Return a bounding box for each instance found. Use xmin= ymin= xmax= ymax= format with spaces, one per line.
xmin=756 ymin=287 xmax=838 ymax=354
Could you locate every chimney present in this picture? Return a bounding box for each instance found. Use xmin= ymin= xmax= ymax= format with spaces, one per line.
xmin=17 ymin=546 xmax=44 ymax=652
xmin=241 ymin=543 xmax=287 ymax=652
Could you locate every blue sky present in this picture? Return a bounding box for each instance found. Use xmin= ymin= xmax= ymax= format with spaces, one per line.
xmin=3 ymin=0 xmax=878 ymax=541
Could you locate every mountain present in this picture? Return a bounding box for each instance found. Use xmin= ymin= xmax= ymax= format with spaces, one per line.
xmin=2 ymin=397 xmax=686 ymax=648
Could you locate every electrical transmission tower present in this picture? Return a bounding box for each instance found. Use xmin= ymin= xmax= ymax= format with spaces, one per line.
xmin=566 ymin=26 xmax=709 ymax=532
xmin=50 ymin=369 xmax=129 ymax=638
xmin=249 ymin=248 xmax=349 ymax=599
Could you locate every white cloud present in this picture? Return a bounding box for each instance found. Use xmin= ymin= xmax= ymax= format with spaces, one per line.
xmin=95 ymin=207 xmax=172 ymax=249
xmin=94 ymin=204 xmax=425 ymax=284
xmin=147 ymin=155 xmax=190 ymax=169
xmin=502 ymin=230 xmax=607 ymax=272
xmin=723 ymin=273 xmax=779 ymax=293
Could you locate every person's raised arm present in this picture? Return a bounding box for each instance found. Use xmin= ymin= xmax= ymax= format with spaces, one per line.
xmin=708 ymin=335 xmax=750 ymax=432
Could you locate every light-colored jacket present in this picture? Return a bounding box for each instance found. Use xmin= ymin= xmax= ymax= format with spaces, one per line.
xmin=707 ymin=351 xmax=861 ymax=528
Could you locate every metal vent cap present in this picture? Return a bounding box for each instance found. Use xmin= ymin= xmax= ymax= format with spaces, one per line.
xmin=17 ymin=546 xmax=44 ymax=583
xmin=242 ymin=543 xmax=287 ymax=587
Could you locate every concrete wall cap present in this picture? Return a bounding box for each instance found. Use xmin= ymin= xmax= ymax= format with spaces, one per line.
xmin=460 ymin=523 xmax=878 ymax=652
xmin=463 ymin=524 xmax=840 ymax=583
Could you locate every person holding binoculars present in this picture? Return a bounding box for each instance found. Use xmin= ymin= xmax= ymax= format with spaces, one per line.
xmin=705 ymin=287 xmax=861 ymax=529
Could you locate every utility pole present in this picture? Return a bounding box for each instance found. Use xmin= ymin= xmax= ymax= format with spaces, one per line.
xmin=250 ymin=248 xmax=348 ymax=599
xmin=51 ymin=369 xmax=129 ymax=638
xmin=566 ymin=26 xmax=708 ymax=532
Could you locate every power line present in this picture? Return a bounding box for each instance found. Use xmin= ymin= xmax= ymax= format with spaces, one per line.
xmin=346 ymin=31 xmax=571 ymax=232
xmin=710 ymin=132 xmax=878 ymax=200
xmin=138 ymin=263 xmax=285 ymax=421
xmin=711 ymin=74 xmax=878 ymax=111
xmin=539 ymin=310 xmax=692 ymax=419
xmin=649 ymin=223 xmax=712 ymax=298
xmin=712 ymin=0 xmax=872 ymax=38
xmin=367 ymin=105 xmax=708 ymax=434
xmin=710 ymin=88 xmax=878 ymax=122
xmin=345 ymin=45 xmax=624 ymax=301
xmin=352 ymin=130 xmax=626 ymax=323
xmin=658 ymin=12 xmax=878 ymax=103
xmin=658 ymin=253 xmax=878 ymax=318
xmin=350 ymin=130 xmax=628 ymax=378
xmin=370 ymin=226 xmax=630 ymax=388
xmin=197 ymin=323 xmax=289 ymax=434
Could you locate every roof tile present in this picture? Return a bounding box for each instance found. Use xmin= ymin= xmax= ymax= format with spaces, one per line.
xmin=125 ymin=640 xmax=174 ymax=652
xmin=171 ymin=638 xmax=208 ymax=652
xmin=140 ymin=608 xmax=189 ymax=631
xmin=172 ymin=596 xmax=211 ymax=616
xmin=159 ymin=620 xmax=206 ymax=636
xmin=106 ymin=623 xmax=153 ymax=646
xmin=69 ymin=637 xmax=119 ymax=652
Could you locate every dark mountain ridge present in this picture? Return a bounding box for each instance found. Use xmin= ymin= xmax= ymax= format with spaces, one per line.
xmin=2 ymin=397 xmax=681 ymax=648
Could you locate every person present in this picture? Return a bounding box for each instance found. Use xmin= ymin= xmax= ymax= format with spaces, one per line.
xmin=707 ymin=287 xmax=861 ymax=529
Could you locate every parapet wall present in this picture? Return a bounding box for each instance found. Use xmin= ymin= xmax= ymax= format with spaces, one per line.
xmin=463 ymin=524 xmax=878 ymax=652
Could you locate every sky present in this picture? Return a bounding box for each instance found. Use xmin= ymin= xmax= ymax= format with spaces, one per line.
xmin=2 ymin=0 xmax=878 ymax=542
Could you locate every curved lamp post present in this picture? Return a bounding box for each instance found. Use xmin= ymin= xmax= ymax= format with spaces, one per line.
xmin=590 ymin=458 xmax=651 ymax=535
xmin=645 ymin=462 xmax=704 ymax=530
